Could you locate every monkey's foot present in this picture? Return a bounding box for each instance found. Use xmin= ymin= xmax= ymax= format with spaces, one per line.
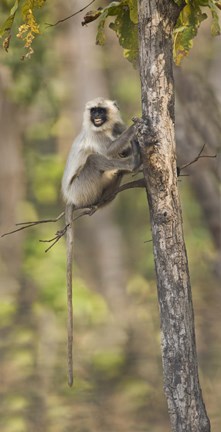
xmin=88 ymin=205 xmax=98 ymax=215
xmin=72 ymin=205 xmax=98 ymax=222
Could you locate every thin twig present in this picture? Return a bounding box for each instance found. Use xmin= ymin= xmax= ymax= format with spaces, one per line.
xmin=39 ymin=224 xmax=69 ymax=253
xmin=1 ymin=212 xmax=65 ymax=238
xmin=38 ymin=209 xmax=98 ymax=251
xmin=16 ymin=212 xmax=65 ymax=226
xmin=45 ymin=0 xmax=96 ymax=28
xmin=38 ymin=207 xmax=99 ymax=251
xmin=1 ymin=178 xmax=146 ymax=251
xmin=37 ymin=179 xmax=146 ymax=251
xmin=179 ymin=144 xmax=216 ymax=173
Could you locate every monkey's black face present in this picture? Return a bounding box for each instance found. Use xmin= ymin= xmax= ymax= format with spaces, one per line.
xmin=90 ymin=107 xmax=107 ymax=127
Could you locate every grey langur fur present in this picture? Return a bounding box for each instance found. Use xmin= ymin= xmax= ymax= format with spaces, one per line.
xmin=62 ymin=97 xmax=140 ymax=208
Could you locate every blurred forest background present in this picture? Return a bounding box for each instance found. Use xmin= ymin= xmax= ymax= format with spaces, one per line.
xmin=0 ymin=1 xmax=221 ymax=431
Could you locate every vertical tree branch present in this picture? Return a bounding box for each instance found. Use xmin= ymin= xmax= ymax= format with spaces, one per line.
xmin=137 ymin=1 xmax=210 ymax=431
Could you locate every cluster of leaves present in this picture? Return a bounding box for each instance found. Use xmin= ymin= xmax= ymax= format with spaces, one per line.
xmin=82 ymin=0 xmax=139 ymax=66
xmin=82 ymin=0 xmax=221 ymax=65
xmin=174 ymin=0 xmax=221 ymax=65
xmin=0 ymin=0 xmax=220 ymax=64
xmin=0 ymin=0 xmax=46 ymax=59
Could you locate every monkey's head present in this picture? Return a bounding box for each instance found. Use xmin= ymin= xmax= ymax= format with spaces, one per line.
xmin=83 ymin=98 xmax=123 ymax=132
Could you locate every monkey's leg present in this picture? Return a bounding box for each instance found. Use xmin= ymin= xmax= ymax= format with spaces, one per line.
xmin=65 ymin=179 xmax=146 ymax=222
xmin=87 ymin=153 xmax=136 ymax=172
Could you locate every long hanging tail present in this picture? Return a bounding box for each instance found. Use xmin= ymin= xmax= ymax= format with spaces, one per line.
xmin=65 ymin=204 xmax=74 ymax=386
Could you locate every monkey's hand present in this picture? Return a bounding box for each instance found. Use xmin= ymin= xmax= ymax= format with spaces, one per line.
xmin=132 ymin=117 xmax=159 ymax=147
xmin=132 ymin=117 xmax=150 ymax=135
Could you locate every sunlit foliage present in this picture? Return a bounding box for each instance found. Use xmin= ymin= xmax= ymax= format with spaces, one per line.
xmin=0 ymin=0 xmax=46 ymax=59
xmin=174 ymin=0 xmax=221 ymax=64
xmin=1 ymin=0 xmax=220 ymax=64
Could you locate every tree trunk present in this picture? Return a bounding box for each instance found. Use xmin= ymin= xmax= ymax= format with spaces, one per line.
xmin=0 ymin=67 xmax=24 ymax=277
xmin=175 ymin=69 xmax=221 ymax=262
xmin=137 ymin=1 xmax=210 ymax=431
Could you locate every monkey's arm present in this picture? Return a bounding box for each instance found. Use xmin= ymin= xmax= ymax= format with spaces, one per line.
xmin=87 ymin=152 xmax=137 ymax=172
xmin=106 ymin=124 xmax=135 ymax=157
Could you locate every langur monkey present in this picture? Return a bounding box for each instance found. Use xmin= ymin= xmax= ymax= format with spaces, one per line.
xmin=62 ymin=97 xmax=140 ymax=386
xmin=62 ymin=97 xmax=140 ymax=208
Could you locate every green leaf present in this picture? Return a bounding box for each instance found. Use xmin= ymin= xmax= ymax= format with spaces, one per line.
xmin=173 ymin=0 xmax=221 ymax=64
xmin=173 ymin=3 xmax=208 ymax=65
xmin=173 ymin=0 xmax=185 ymax=5
xmin=109 ymin=6 xmax=138 ymax=67
xmin=197 ymin=0 xmax=210 ymax=5
xmin=96 ymin=9 xmax=109 ymax=45
xmin=128 ymin=0 xmax=138 ymax=24
xmin=0 ymin=0 xmax=20 ymax=37
xmin=96 ymin=0 xmax=138 ymax=66
xmin=209 ymin=0 xmax=221 ymax=35
xmin=95 ymin=2 xmax=123 ymax=46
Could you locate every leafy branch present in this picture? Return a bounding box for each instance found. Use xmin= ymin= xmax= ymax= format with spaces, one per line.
xmin=0 ymin=0 xmax=46 ymax=59
xmin=82 ymin=0 xmax=221 ymax=66
xmin=173 ymin=0 xmax=221 ymax=65
xmin=1 ymin=0 xmax=220 ymax=64
xmin=45 ymin=0 xmax=96 ymax=28
xmin=82 ymin=0 xmax=139 ymax=67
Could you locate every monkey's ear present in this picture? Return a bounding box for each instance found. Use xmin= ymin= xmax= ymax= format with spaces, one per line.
xmin=113 ymin=100 xmax=119 ymax=110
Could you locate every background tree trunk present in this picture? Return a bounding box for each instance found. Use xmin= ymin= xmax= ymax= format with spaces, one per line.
xmin=0 ymin=67 xmax=24 ymax=277
xmin=175 ymin=69 xmax=221 ymax=277
xmin=137 ymin=1 xmax=210 ymax=431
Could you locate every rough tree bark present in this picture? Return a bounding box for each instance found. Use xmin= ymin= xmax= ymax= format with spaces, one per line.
xmin=137 ymin=1 xmax=210 ymax=431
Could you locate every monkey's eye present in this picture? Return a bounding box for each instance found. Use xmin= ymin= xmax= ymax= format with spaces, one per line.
xmin=98 ymin=108 xmax=106 ymax=115
xmin=91 ymin=107 xmax=106 ymax=116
